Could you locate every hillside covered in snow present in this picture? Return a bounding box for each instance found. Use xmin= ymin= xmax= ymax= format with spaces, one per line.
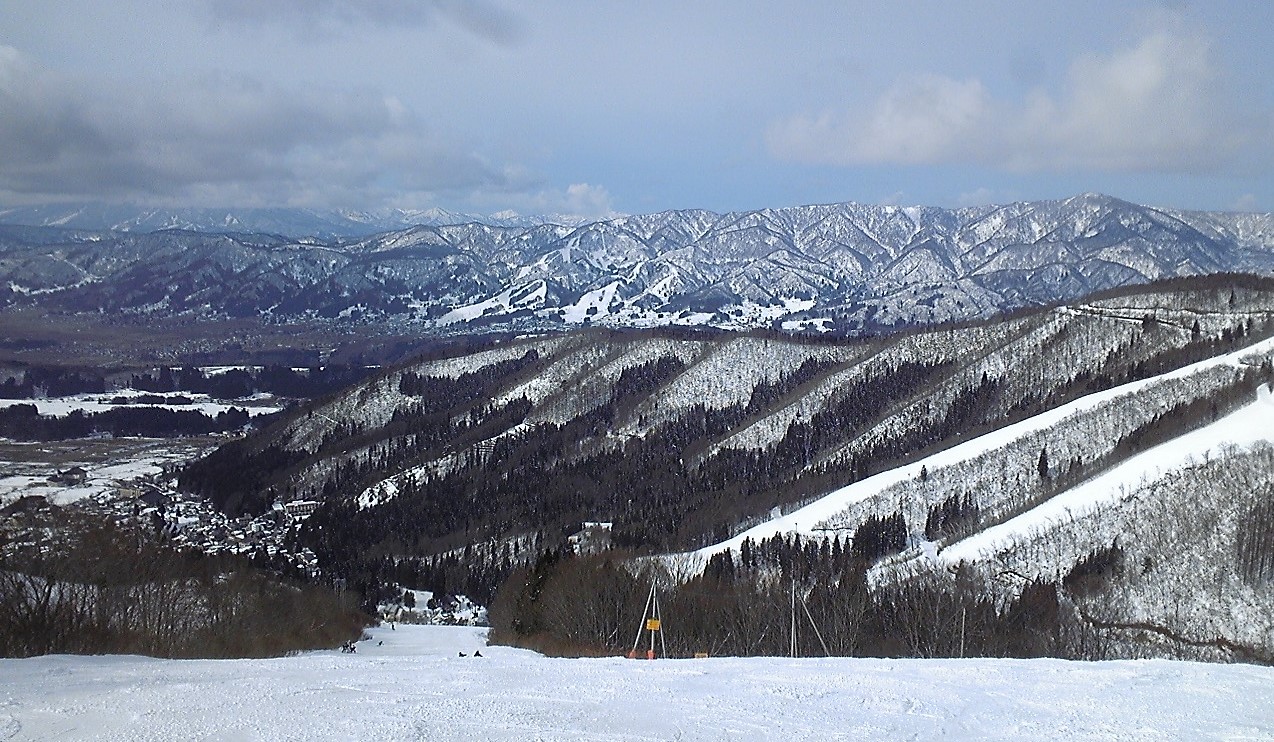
xmin=173 ymin=275 xmax=1274 ymax=661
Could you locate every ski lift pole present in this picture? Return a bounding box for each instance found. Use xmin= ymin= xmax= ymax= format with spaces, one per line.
xmin=630 ymin=582 xmax=655 ymax=658
xmin=648 ymin=593 xmax=658 ymax=660
xmin=654 ymin=586 xmax=667 ymax=659
xmin=801 ymin=594 xmax=831 ymax=657
xmin=629 ymin=581 xmax=663 ymax=659
xmin=790 ymin=579 xmax=797 ymax=658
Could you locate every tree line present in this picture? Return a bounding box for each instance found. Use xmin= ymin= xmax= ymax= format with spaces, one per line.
xmin=245 ymin=330 xmax=1270 ymax=609
xmin=488 ymin=535 xmax=1092 ymax=660
xmin=0 ymin=517 xmax=364 ymax=658
xmin=0 ymin=403 xmax=257 ymax=441
xmin=0 ymin=363 xmax=375 ymax=400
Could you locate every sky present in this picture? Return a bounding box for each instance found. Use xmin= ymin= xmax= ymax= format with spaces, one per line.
xmin=1 ymin=1 xmax=1272 ymax=218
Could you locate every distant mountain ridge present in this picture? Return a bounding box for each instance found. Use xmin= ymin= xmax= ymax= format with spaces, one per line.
xmin=0 ymin=203 xmax=596 ymax=237
xmin=1 ymin=193 xmax=1271 ymax=336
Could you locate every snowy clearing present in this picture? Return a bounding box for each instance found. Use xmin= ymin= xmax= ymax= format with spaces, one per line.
xmin=0 ymin=625 xmax=1270 ymax=740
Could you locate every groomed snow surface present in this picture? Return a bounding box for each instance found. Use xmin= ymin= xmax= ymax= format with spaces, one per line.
xmin=937 ymin=382 xmax=1274 ymax=566
xmin=693 ymin=337 xmax=1274 ymax=562
xmin=2 ymin=625 xmax=1271 ymax=740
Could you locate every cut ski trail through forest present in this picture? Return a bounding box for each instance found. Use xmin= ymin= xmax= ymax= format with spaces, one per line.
xmin=691 ymin=335 xmax=1274 ymax=562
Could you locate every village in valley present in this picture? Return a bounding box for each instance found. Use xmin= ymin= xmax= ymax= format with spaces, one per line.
xmin=0 ymin=436 xmax=321 ymax=579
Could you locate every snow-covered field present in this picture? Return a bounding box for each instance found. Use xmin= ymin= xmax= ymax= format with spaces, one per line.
xmin=0 ymin=437 xmax=219 ymax=507
xmin=0 ymin=390 xmax=282 ymax=418
xmin=1 ymin=625 xmax=1271 ymax=741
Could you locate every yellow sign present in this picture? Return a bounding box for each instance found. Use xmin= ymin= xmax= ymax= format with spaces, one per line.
xmin=646 ymin=618 xmax=661 ymax=632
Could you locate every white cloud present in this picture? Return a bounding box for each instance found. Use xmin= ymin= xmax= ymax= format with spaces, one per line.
xmin=560 ymin=183 xmax=618 ymax=219
xmin=768 ymin=22 xmax=1270 ymax=176
xmin=1231 ymin=194 xmax=1260 ymax=212
xmin=956 ymin=188 xmax=1002 ymax=207
xmin=771 ymin=75 xmax=995 ymax=166
xmin=462 ymin=182 xmax=619 ymax=221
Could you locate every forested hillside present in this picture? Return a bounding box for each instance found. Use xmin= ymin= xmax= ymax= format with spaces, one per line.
xmin=176 ymin=276 xmax=1274 ymax=655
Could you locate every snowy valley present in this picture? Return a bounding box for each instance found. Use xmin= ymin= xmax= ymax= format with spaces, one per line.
xmin=2 ymin=204 xmax=1274 ymax=740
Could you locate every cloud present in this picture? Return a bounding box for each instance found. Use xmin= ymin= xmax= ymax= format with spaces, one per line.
xmin=772 ymin=75 xmax=995 ymax=167
xmin=559 ymin=183 xmax=618 ymax=219
xmin=957 ymin=188 xmax=1003 ymax=207
xmin=0 ymin=45 xmax=506 ymax=208
xmin=768 ymin=22 xmax=1270 ymax=176
xmin=201 ymin=0 xmax=524 ymax=46
xmin=1231 ymin=194 xmax=1260 ymax=212
xmin=461 ymin=182 xmax=620 ymax=221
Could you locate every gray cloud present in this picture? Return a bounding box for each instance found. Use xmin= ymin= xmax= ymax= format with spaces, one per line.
xmin=768 ymin=22 xmax=1272 ymax=176
xmin=202 ymin=0 xmax=524 ymax=46
xmin=0 ymin=45 xmax=507 ymax=207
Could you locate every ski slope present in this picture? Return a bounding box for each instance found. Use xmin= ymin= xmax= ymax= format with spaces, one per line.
xmin=1 ymin=625 xmax=1271 ymax=740
xmin=690 ymin=336 xmax=1274 ymax=562
xmin=936 ymin=383 xmax=1274 ymax=566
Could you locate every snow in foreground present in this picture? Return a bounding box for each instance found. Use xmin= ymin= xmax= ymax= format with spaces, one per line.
xmin=1 ymin=626 xmax=1271 ymax=741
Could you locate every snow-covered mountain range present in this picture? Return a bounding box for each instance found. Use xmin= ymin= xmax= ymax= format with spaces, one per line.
xmin=2 ymin=193 xmax=1272 ymax=335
